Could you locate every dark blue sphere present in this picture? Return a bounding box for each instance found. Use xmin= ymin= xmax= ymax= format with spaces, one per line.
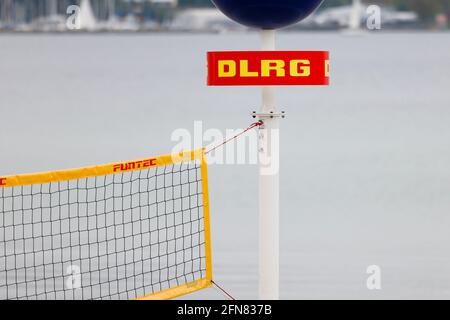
xmin=211 ymin=0 xmax=324 ymax=29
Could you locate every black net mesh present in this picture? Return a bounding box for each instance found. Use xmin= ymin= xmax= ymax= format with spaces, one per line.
xmin=0 ymin=159 xmax=208 ymax=300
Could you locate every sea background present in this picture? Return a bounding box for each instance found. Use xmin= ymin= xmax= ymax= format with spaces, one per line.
xmin=1 ymin=32 xmax=450 ymax=299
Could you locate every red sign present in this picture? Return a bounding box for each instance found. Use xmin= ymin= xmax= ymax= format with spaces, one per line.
xmin=207 ymin=51 xmax=329 ymax=86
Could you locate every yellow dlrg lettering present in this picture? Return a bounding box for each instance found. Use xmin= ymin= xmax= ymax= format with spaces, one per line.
xmin=218 ymin=60 xmax=236 ymax=77
xmin=240 ymin=60 xmax=259 ymax=77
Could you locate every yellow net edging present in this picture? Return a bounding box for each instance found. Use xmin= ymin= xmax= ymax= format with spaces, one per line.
xmin=0 ymin=149 xmax=212 ymax=300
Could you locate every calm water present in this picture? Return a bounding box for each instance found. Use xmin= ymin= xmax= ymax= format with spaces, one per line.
xmin=1 ymin=32 xmax=450 ymax=299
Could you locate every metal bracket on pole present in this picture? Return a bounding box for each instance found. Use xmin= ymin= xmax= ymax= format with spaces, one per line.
xmin=252 ymin=111 xmax=286 ymax=120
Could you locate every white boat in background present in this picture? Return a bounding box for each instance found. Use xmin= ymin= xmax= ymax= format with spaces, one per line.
xmin=111 ymin=14 xmax=141 ymax=32
xmin=314 ymin=0 xmax=365 ymax=34
xmin=314 ymin=1 xmax=418 ymax=31
xmin=346 ymin=0 xmax=365 ymax=34
xmin=79 ymin=0 xmax=97 ymax=31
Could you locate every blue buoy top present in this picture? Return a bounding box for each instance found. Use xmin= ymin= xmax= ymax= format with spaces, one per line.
xmin=211 ymin=0 xmax=324 ymax=29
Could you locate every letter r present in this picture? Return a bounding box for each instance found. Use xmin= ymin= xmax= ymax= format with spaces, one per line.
xmin=261 ymin=60 xmax=285 ymax=77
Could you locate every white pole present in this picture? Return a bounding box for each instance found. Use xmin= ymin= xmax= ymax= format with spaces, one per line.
xmin=259 ymin=29 xmax=279 ymax=300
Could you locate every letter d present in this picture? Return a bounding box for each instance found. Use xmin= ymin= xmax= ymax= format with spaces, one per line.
xmin=218 ymin=60 xmax=236 ymax=77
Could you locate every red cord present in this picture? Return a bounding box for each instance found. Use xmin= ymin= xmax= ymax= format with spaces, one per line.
xmin=205 ymin=120 xmax=264 ymax=155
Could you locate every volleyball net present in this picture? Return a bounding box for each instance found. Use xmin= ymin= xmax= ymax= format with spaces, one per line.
xmin=0 ymin=149 xmax=212 ymax=300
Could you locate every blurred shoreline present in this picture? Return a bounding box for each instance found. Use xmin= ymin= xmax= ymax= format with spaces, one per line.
xmin=1 ymin=29 xmax=449 ymax=35
xmin=1 ymin=1 xmax=448 ymax=34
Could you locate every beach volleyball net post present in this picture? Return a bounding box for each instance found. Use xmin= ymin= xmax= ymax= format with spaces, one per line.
xmin=209 ymin=0 xmax=328 ymax=300
xmin=259 ymin=29 xmax=280 ymax=300
xmin=0 ymin=149 xmax=212 ymax=300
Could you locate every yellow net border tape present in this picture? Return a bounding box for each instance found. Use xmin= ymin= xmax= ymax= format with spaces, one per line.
xmin=1 ymin=149 xmax=201 ymax=188
xmin=0 ymin=149 xmax=213 ymax=300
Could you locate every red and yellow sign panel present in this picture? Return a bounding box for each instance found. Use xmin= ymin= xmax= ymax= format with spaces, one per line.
xmin=207 ymin=51 xmax=329 ymax=86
